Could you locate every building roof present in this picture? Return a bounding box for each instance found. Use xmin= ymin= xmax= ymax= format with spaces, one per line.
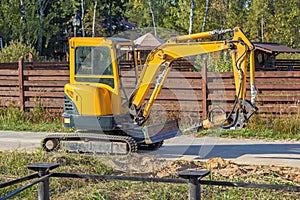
xmin=119 ymin=19 xmax=137 ymax=30
xmin=134 ymin=33 xmax=164 ymax=50
xmin=254 ymin=43 xmax=300 ymax=54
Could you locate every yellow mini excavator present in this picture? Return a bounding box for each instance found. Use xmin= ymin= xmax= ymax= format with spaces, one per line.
xmin=42 ymin=27 xmax=257 ymax=155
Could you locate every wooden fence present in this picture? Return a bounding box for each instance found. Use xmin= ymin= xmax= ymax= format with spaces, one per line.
xmin=0 ymin=57 xmax=69 ymax=114
xmin=0 ymin=58 xmax=299 ymax=123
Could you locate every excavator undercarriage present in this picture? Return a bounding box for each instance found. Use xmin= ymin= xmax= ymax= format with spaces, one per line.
xmin=42 ymin=119 xmax=181 ymax=155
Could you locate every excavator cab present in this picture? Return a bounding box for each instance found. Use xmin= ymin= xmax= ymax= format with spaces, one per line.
xmin=62 ymin=37 xmax=135 ymax=130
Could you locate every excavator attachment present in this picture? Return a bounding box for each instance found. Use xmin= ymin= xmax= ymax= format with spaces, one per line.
xmin=221 ymin=100 xmax=257 ymax=130
xmin=142 ymin=119 xmax=181 ymax=144
xmin=183 ymin=99 xmax=258 ymax=133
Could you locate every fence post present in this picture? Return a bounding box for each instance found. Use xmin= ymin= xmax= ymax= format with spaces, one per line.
xmin=18 ymin=56 xmax=25 ymax=111
xmin=29 ymin=52 xmax=34 ymax=62
xmin=201 ymin=57 xmax=208 ymax=120
xmin=27 ymin=163 xmax=60 ymax=200
xmin=178 ymin=169 xmax=210 ymax=200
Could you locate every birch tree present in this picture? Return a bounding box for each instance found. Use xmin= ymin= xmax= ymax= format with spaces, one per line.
xmin=81 ymin=0 xmax=86 ymax=37
xmin=202 ymin=0 xmax=209 ymax=32
xmin=188 ymin=0 xmax=194 ymax=34
xmin=148 ymin=0 xmax=157 ymax=36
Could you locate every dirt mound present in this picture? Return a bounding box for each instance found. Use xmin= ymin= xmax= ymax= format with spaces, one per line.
xmin=105 ymin=155 xmax=300 ymax=184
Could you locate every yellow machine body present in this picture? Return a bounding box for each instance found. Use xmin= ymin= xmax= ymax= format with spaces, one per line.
xmin=47 ymin=27 xmax=257 ymax=155
xmin=64 ymin=84 xmax=114 ymax=116
xmin=65 ymin=37 xmax=124 ymax=117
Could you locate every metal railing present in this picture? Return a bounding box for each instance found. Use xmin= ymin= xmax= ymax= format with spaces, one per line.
xmin=1 ymin=163 xmax=300 ymax=200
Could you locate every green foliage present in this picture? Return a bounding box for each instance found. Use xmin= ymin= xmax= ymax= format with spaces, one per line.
xmin=125 ymin=0 xmax=152 ymax=28
xmin=124 ymin=0 xmax=299 ymax=49
xmin=0 ymin=0 xmax=299 ymax=58
xmin=277 ymin=53 xmax=300 ymax=60
xmin=84 ymin=0 xmax=127 ymax=37
xmin=0 ymin=40 xmax=38 ymax=62
xmin=84 ymin=2 xmax=106 ymax=36
xmin=193 ymin=55 xmax=204 ymax=71
xmin=163 ymin=0 xmax=191 ymax=33
xmin=244 ymin=0 xmax=300 ymax=49
xmin=194 ymin=51 xmax=233 ymax=72
xmin=207 ymin=55 xmax=233 ymax=72
xmin=0 ymin=0 xmax=23 ymax=42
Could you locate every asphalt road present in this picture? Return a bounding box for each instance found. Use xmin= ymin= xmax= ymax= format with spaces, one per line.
xmin=150 ymin=135 xmax=300 ymax=168
xmin=0 ymin=131 xmax=299 ymax=168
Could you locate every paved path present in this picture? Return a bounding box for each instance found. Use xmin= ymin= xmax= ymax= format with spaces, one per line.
xmin=149 ymin=135 xmax=300 ymax=168
xmin=0 ymin=131 xmax=47 ymax=151
xmin=0 ymin=131 xmax=299 ymax=168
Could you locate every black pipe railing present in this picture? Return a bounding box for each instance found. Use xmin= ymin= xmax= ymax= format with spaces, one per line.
xmin=1 ymin=163 xmax=300 ymax=200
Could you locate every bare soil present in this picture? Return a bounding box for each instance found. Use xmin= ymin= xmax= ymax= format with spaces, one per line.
xmin=105 ymin=154 xmax=300 ymax=184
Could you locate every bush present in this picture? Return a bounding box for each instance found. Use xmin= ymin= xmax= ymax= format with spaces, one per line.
xmin=0 ymin=40 xmax=38 ymax=62
xmin=193 ymin=51 xmax=233 ymax=72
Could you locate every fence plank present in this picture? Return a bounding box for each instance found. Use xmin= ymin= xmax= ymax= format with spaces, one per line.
xmin=0 ymin=70 xmax=19 ymax=75
xmin=0 ymin=80 xmax=19 ymax=86
xmin=24 ymin=91 xmax=64 ymax=98
xmin=24 ymin=80 xmax=67 ymax=87
xmin=24 ymin=70 xmax=69 ymax=76
xmin=0 ymin=62 xmax=18 ymax=69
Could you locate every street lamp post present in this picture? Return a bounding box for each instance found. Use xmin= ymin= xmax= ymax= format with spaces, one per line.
xmin=72 ymin=14 xmax=80 ymax=37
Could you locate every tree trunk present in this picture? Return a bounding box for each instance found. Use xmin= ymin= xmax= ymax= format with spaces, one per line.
xmin=189 ymin=0 xmax=194 ymax=34
xmin=92 ymin=1 xmax=97 ymax=37
xmin=202 ymin=0 xmax=210 ymax=32
xmin=37 ymin=0 xmax=50 ymax=56
xmin=37 ymin=8 xmax=44 ymax=55
xmin=81 ymin=0 xmax=85 ymax=37
xmin=148 ymin=0 xmax=157 ymax=37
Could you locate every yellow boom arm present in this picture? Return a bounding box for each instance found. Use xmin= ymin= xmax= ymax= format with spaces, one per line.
xmin=129 ymin=27 xmax=257 ymax=129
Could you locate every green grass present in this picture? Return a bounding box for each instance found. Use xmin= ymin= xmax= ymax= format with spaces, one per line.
xmin=0 ymin=151 xmax=299 ymax=200
xmin=0 ymin=150 xmax=113 ymax=200
xmin=0 ymin=106 xmax=73 ymax=132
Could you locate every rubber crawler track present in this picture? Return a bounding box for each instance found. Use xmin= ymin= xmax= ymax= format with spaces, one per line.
xmin=42 ymin=133 xmax=138 ymax=155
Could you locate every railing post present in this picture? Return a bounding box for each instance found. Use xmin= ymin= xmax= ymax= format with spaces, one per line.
xmin=201 ymin=57 xmax=208 ymax=120
xmin=18 ymin=56 xmax=24 ymax=111
xmin=178 ymin=169 xmax=210 ymax=200
xmin=27 ymin=163 xmax=60 ymax=200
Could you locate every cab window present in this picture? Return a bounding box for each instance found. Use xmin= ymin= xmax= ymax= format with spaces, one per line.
xmin=75 ymin=46 xmax=113 ymax=76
